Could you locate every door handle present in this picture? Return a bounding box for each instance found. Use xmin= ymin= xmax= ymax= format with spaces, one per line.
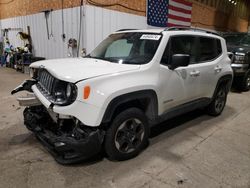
xmin=214 ymin=66 xmax=222 ymax=73
xmin=190 ymin=70 xmax=200 ymax=77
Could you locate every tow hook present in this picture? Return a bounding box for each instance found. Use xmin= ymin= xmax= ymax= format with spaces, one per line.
xmin=11 ymin=80 xmax=37 ymax=95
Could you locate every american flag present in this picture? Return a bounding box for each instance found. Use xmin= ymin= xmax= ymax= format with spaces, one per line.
xmin=147 ymin=0 xmax=193 ymax=27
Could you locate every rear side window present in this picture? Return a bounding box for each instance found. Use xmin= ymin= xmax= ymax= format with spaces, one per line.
xmin=161 ymin=36 xmax=197 ymax=65
xmin=216 ymin=39 xmax=222 ymax=56
xmin=198 ymin=37 xmax=222 ymax=62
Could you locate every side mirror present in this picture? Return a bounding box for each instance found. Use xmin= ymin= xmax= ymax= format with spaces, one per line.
xmin=169 ymin=54 xmax=190 ymax=70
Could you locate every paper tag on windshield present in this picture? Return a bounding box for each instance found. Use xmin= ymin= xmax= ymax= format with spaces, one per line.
xmin=140 ymin=34 xmax=161 ymax=40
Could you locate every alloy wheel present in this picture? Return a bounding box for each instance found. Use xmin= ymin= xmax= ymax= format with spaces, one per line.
xmin=114 ymin=118 xmax=145 ymax=154
xmin=214 ymin=88 xmax=226 ymax=113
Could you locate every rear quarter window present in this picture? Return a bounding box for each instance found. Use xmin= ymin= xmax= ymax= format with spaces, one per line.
xmin=198 ymin=37 xmax=222 ymax=62
xmin=216 ymin=39 xmax=222 ymax=56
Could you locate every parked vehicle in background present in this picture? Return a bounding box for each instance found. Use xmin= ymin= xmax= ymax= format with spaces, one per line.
xmin=12 ymin=27 xmax=233 ymax=164
xmin=223 ymin=33 xmax=250 ymax=91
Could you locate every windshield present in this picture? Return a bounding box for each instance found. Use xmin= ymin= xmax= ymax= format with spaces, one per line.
xmin=239 ymin=35 xmax=250 ymax=45
xmin=223 ymin=34 xmax=247 ymax=45
xmin=87 ymin=32 xmax=162 ymax=65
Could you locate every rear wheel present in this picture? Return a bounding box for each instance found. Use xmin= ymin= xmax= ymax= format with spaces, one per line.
xmin=239 ymin=71 xmax=250 ymax=91
xmin=207 ymin=85 xmax=227 ymax=116
xmin=104 ymin=108 xmax=149 ymax=161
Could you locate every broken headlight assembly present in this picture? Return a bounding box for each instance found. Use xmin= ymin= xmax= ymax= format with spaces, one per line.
xmin=53 ymin=82 xmax=78 ymax=106
xmin=36 ymin=69 xmax=78 ymax=106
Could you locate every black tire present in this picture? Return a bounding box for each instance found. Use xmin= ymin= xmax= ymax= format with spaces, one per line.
xmin=207 ymin=85 xmax=227 ymax=116
xmin=239 ymin=71 xmax=250 ymax=91
xmin=104 ymin=108 xmax=149 ymax=161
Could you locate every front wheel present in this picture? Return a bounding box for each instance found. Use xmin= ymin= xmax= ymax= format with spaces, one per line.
xmin=104 ymin=108 xmax=149 ymax=161
xmin=206 ymin=85 xmax=227 ymax=116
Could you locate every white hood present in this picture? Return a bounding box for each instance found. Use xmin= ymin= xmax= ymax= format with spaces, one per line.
xmin=30 ymin=58 xmax=140 ymax=83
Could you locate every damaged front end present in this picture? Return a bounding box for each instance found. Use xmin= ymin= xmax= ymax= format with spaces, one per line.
xmin=12 ymin=80 xmax=105 ymax=164
xmin=23 ymin=106 xmax=104 ymax=164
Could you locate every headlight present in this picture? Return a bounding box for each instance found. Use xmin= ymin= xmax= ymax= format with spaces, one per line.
xmin=53 ymin=82 xmax=77 ymax=106
xmin=234 ymin=52 xmax=246 ymax=64
xmin=66 ymin=83 xmax=72 ymax=98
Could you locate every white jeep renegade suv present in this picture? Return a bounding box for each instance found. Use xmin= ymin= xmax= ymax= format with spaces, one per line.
xmin=12 ymin=27 xmax=233 ymax=164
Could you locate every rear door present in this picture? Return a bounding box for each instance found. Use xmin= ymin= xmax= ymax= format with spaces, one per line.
xmin=195 ymin=37 xmax=223 ymax=98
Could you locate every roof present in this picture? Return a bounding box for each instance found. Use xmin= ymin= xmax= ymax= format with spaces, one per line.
xmin=114 ymin=27 xmax=223 ymax=39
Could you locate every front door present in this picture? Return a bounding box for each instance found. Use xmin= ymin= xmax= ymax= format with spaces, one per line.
xmin=158 ymin=35 xmax=200 ymax=114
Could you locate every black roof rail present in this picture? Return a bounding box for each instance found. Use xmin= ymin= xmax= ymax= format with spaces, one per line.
xmin=163 ymin=27 xmax=219 ymax=36
xmin=116 ymin=29 xmax=138 ymax=32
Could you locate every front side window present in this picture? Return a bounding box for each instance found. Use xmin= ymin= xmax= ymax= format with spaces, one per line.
xmin=88 ymin=32 xmax=162 ymax=65
xmin=161 ymin=36 xmax=197 ymax=65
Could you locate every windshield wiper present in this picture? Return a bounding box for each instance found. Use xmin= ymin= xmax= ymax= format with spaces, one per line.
xmin=85 ymin=55 xmax=104 ymax=60
xmin=84 ymin=54 xmax=92 ymax=58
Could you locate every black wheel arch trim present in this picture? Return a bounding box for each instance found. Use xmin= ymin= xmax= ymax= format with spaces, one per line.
xmin=213 ymin=74 xmax=233 ymax=99
xmin=102 ymin=90 xmax=158 ymax=124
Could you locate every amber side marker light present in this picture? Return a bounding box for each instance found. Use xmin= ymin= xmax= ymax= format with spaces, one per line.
xmin=83 ymin=86 xmax=91 ymax=99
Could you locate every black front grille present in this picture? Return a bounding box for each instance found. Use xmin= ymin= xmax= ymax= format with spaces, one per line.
xmin=37 ymin=69 xmax=56 ymax=98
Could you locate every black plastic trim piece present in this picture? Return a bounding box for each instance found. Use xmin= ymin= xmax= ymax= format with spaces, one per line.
xmin=11 ymin=80 xmax=37 ymax=95
xmin=102 ymin=90 xmax=158 ymax=124
xmin=151 ymin=98 xmax=211 ymax=126
xmin=116 ymin=29 xmax=138 ymax=32
xmin=213 ymin=74 xmax=233 ymax=98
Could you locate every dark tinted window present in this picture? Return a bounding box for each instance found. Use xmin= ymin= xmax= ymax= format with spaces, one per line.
xmin=216 ymin=39 xmax=222 ymax=56
xmin=199 ymin=37 xmax=216 ymax=61
xmin=223 ymin=34 xmax=246 ymax=45
xmin=240 ymin=35 xmax=250 ymax=45
xmin=161 ymin=36 xmax=197 ymax=65
xmin=198 ymin=37 xmax=224 ymax=62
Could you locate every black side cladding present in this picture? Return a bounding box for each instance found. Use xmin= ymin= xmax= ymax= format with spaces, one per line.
xmin=102 ymin=90 xmax=158 ymax=124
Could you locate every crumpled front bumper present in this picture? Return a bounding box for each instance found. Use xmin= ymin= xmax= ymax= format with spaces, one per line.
xmin=23 ymin=107 xmax=105 ymax=165
xmin=35 ymin=128 xmax=104 ymax=164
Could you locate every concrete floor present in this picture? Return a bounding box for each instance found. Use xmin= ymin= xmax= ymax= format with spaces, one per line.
xmin=0 ymin=67 xmax=250 ymax=188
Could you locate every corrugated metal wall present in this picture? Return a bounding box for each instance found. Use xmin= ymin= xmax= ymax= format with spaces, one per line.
xmin=0 ymin=5 xmax=147 ymax=59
